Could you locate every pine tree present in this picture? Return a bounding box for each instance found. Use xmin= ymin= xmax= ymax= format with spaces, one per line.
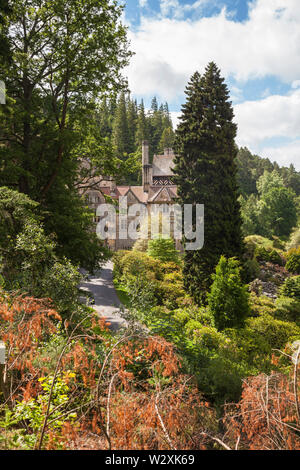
xmin=173 ymin=62 xmax=244 ymax=304
xmin=127 ymin=96 xmax=138 ymax=154
xmin=135 ymin=99 xmax=148 ymax=146
xmin=159 ymin=127 xmax=175 ymax=152
xmin=112 ymin=92 xmax=130 ymax=158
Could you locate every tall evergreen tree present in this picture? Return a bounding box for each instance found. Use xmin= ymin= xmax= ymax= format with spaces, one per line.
xmin=135 ymin=99 xmax=148 ymax=146
xmin=127 ymin=96 xmax=138 ymax=154
xmin=173 ymin=62 xmax=244 ymax=304
xmin=112 ymin=92 xmax=130 ymax=157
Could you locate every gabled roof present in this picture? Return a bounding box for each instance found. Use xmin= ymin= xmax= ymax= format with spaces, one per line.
xmin=148 ymin=186 xmax=177 ymax=203
xmin=115 ymin=186 xmax=148 ymax=203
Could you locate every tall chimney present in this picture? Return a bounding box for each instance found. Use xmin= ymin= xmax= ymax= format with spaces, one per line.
xmin=142 ymin=141 xmax=151 ymax=192
xmin=142 ymin=140 xmax=149 ymax=165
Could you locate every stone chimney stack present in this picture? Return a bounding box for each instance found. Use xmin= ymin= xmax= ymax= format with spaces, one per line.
xmin=142 ymin=141 xmax=151 ymax=192
xmin=142 ymin=140 xmax=149 ymax=165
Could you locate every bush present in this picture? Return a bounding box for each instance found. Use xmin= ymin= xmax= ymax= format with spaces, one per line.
xmin=250 ymin=293 xmax=277 ymax=317
xmin=247 ymin=313 xmax=300 ymax=350
xmin=207 ymin=256 xmax=250 ymax=330
xmin=120 ymin=251 xmax=162 ymax=282
xmin=285 ymin=247 xmax=300 ymax=274
xmin=160 ymin=261 xmax=182 ymax=274
xmin=132 ymin=238 xmax=148 ymax=252
xmin=189 ymin=324 xmax=226 ymax=350
xmin=147 ymin=237 xmax=180 ymax=263
xmin=255 ymin=246 xmax=283 ymax=266
xmin=274 ymin=296 xmax=300 ymax=325
xmin=280 ymin=276 xmax=300 ymax=300
xmin=286 ymin=226 xmax=300 ymax=250
xmin=112 ymin=250 xmax=129 ymax=281
xmin=242 ymin=257 xmax=260 ymax=282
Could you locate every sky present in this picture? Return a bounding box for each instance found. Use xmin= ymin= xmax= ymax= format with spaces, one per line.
xmin=122 ymin=0 xmax=300 ymax=170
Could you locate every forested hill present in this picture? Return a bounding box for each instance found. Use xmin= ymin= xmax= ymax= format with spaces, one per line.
xmin=98 ymin=93 xmax=175 ymax=163
xmin=237 ymin=147 xmax=300 ymax=197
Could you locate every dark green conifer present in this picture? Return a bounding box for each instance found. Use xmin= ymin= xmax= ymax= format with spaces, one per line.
xmin=173 ymin=62 xmax=244 ymax=304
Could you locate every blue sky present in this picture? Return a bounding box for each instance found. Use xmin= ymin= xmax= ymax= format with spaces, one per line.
xmin=122 ymin=0 xmax=300 ymax=169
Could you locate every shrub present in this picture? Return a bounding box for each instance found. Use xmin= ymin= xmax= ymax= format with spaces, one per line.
xmin=280 ymin=275 xmax=300 ymax=300
xmin=207 ymin=256 xmax=250 ymax=330
xmin=247 ymin=313 xmax=300 ymax=350
xmin=112 ymin=250 xmax=129 ymax=281
xmin=132 ymin=238 xmax=148 ymax=252
xmin=120 ymin=250 xmax=162 ymax=281
xmin=285 ymin=247 xmax=300 ymax=274
xmin=255 ymin=246 xmax=283 ymax=266
xmin=189 ymin=324 xmax=226 ymax=350
xmin=274 ymin=296 xmax=300 ymax=325
xmin=147 ymin=237 xmax=180 ymax=263
xmin=286 ymin=226 xmax=300 ymax=250
xmin=160 ymin=261 xmax=182 ymax=274
xmin=242 ymin=257 xmax=260 ymax=282
xmin=250 ymin=293 xmax=277 ymax=317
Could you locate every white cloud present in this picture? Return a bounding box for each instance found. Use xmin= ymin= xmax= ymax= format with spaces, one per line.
xmin=234 ymin=89 xmax=300 ymax=147
xmin=126 ymin=0 xmax=300 ymax=99
xmin=170 ymin=111 xmax=181 ymax=129
xmin=292 ymin=80 xmax=300 ymax=89
xmin=259 ymin=142 xmax=300 ymax=170
xmin=160 ymin=0 xmax=210 ymax=19
xmin=138 ymin=0 xmax=148 ymax=8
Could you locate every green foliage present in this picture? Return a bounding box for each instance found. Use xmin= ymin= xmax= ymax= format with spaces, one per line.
xmin=237 ymin=148 xmax=300 ymax=198
xmin=173 ymin=63 xmax=244 ymax=304
xmin=126 ymin=276 xmax=158 ymax=321
xmin=274 ymin=296 xmax=300 ymax=325
xmin=245 ymin=235 xmax=279 ymax=252
xmin=0 ymin=0 xmax=131 ymax=269
xmin=147 ymin=237 xmax=180 ymax=263
xmin=250 ymin=293 xmax=277 ymax=317
xmin=0 ymin=372 xmax=77 ymax=449
xmin=0 ymin=187 xmax=84 ymax=315
xmin=280 ymin=276 xmax=300 ymax=301
xmin=242 ymin=170 xmax=297 ymax=238
xmin=120 ymin=251 xmax=162 ymax=281
xmin=247 ymin=313 xmax=300 ymax=350
xmin=159 ymin=127 xmax=175 ymax=152
xmin=242 ymin=257 xmax=260 ymax=283
xmin=112 ymin=250 xmax=130 ymax=281
xmin=132 ymin=238 xmax=148 ymax=252
xmin=285 ymin=248 xmax=300 ymax=274
xmin=287 ymin=226 xmax=300 ymax=250
xmin=255 ymin=246 xmax=283 ymax=266
xmin=207 ymin=256 xmax=250 ymax=330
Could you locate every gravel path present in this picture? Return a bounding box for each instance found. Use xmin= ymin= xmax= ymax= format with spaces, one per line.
xmin=80 ymin=261 xmax=126 ymax=332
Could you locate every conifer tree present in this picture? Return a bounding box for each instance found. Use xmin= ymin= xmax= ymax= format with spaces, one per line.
xmin=112 ymin=92 xmax=130 ymax=158
xmin=173 ymin=62 xmax=244 ymax=304
xmin=127 ymin=96 xmax=138 ymax=154
xmin=159 ymin=127 xmax=175 ymax=152
xmin=135 ymin=99 xmax=148 ymax=146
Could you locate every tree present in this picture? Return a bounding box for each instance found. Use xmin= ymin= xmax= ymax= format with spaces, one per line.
xmin=159 ymin=127 xmax=175 ymax=152
xmin=112 ymin=92 xmax=130 ymax=157
xmin=135 ymin=99 xmax=149 ymax=147
xmin=147 ymin=237 xmax=180 ymax=263
xmin=0 ymin=187 xmax=82 ymax=315
xmin=0 ymin=0 xmax=11 ymax=64
xmin=257 ymin=171 xmax=297 ymax=238
xmin=173 ymin=63 xmax=244 ymax=304
xmin=0 ymin=0 xmax=131 ymax=270
xmin=207 ymin=256 xmax=250 ymax=330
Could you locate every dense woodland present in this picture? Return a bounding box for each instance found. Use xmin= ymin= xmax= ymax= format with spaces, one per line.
xmin=0 ymin=0 xmax=300 ymax=451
